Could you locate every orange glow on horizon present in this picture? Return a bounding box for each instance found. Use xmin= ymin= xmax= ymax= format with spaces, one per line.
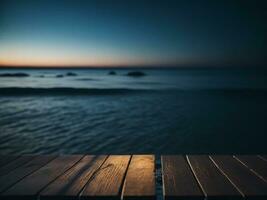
xmin=0 ymin=57 xmax=133 ymax=67
xmin=0 ymin=58 xmax=168 ymax=67
xmin=0 ymin=42 xmax=184 ymax=67
xmin=0 ymin=52 xmax=181 ymax=67
xmin=0 ymin=52 xmax=144 ymax=67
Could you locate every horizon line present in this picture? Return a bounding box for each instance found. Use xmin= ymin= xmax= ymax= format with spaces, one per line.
xmin=0 ymin=64 xmax=266 ymax=69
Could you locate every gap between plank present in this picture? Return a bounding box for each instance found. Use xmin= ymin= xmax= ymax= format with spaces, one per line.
xmin=233 ymin=156 xmax=267 ymax=183
xmin=208 ymin=156 xmax=245 ymax=198
xmin=78 ymin=155 xmax=110 ymax=199
xmin=1 ymin=155 xmax=58 ymax=194
xmin=36 ymin=155 xmax=85 ymax=198
xmin=185 ymin=155 xmax=207 ymax=200
xmin=258 ymin=155 xmax=267 ymax=162
xmin=119 ymin=155 xmax=133 ymax=200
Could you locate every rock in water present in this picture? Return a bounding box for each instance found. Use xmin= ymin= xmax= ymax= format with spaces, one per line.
xmin=0 ymin=73 xmax=29 ymax=77
xmin=126 ymin=71 xmax=146 ymax=77
xmin=66 ymin=72 xmax=77 ymax=76
xmin=56 ymin=74 xmax=64 ymax=78
xmin=108 ymin=71 xmax=116 ymax=75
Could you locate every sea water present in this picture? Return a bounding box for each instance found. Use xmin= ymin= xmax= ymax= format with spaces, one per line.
xmin=0 ymin=68 xmax=266 ymax=154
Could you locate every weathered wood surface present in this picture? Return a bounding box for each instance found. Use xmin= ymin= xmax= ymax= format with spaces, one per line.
xmin=210 ymin=155 xmax=267 ymax=199
xmin=0 ymin=156 xmax=35 ymax=177
xmin=187 ymin=155 xmax=242 ymax=199
xmin=80 ymin=155 xmax=131 ymax=200
xmin=0 ymin=155 xmax=56 ymax=193
xmin=0 ymin=155 xmax=266 ymax=200
xmin=122 ymin=155 xmax=155 ymax=200
xmin=3 ymin=155 xmax=83 ymax=199
xmin=234 ymin=155 xmax=267 ymax=182
xmin=40 ymin=155 xmax=107 ymax=200
xmin=161 ymin=155 xmax=203 ymax=200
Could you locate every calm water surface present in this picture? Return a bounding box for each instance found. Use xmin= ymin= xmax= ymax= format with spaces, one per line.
xmin=0 ymin=68 xmax=266 ymax=154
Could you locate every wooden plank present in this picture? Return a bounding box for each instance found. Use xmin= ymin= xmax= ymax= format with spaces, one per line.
xmin=0 ymin=155 xmax=34 ymax=176
xmin=40 ymin=155 xmax=107 ymax=200
xmin=0 ymin=155 xmax=56 ymax=193
xmin=0 ymin=156 xmax=19 ymax=168
xmin=122 ymin=155 xmax=155 ymax=200
xmin=2 ymin=155 xmax=83 ymax=200
xmin=161 ymin=155 xmax=203 ymax=200
xmin=210 ymin=155 xmax=267 ymax=199
xmin=235 ymin=155 xmax=267 ymax=182
xmin=187 ymin=155 xmax=242 ymax=199
xmin=259 ymin=155 xmax=267 ymax=162
xmin=80 ymin=155 xmax=131 ymax=200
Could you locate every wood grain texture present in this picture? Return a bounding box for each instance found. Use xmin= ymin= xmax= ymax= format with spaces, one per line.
xmin=80 ymin=155 xmax=131 ymax=200
xmin=2 ymin=155 xmax=83 ymax=200
xmin=187 ymin=155 xmax=242 ymax=200
xmin=0 ymin=156 xmax=19 ymax=168
xmin=0 ymin=156 xmax=35 ymax=177
xmin=122 ymin=155 xmax=155 ymax=200
xmin=0 ymin=155 xmax=56 ymax=193
xmin=235 ymin=155 xmax=267 ymax=182
xmin=1 ymin=154 xmax=266 ymax=200
xmin=40 ymin=155 xmax=107 ymax=200
xmin=210 ymin=155 xmax=267 ymax=199
xmin=161 ymin=155 xmax=203 ymax=200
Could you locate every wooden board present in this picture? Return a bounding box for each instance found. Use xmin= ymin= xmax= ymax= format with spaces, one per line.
xmin=2 ymin=155 xmax=83 ymax=199
xmin=187 ymin=155 xmax=242 ymax=199
xmin=161 ymin=155 xmax=203 ymax=200
xmin=0 ymin=155 xmax=56 ymax=193
xmin=40 ymin=155 xmax=107 ymax=200
xmin=235 ymin=155 xmax=267 ymax=182
xmin=259 ymin=155 xmax=267 ymax=162
xmin=0 ymin=155 xmax=35 ymax=176
xmin=80 ymin=155 xmax=131 ymax=200
xmin=210 ymin=155 xmax=267 ymax=198
xmin=0 ymin=154 xmax=266 ymax=200
xmin=0 ymin=156 xmax=19 ymax=168
xmin=122 ymin=155 xmax=155 ymax=200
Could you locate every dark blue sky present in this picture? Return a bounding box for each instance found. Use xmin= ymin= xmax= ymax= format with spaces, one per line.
xmin=0 ymin=0 xmax=266 ymax=67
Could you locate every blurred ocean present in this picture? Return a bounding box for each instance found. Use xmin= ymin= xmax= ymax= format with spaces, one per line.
xmin=0 ymin=68 xmax=267 ymax=155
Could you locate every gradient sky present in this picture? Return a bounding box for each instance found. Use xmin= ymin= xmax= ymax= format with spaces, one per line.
xmin=0 ymin=0 xmax=267 ymax=67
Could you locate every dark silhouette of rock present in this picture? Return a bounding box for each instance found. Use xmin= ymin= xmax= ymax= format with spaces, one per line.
xmin=0 ymin=73 xmax=29 ymax=77
xmin=76 ymin=78 xmax=98 ymax=81
xmin=66 ymin=72 xmax=77 ymax=76
xmin=108 ymin=71 xmax=116 ymax=75
xmin=56 ymin=74 xmax=64 ymax=78
xmin=126 ymin=71 xmax=146 ymax=77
